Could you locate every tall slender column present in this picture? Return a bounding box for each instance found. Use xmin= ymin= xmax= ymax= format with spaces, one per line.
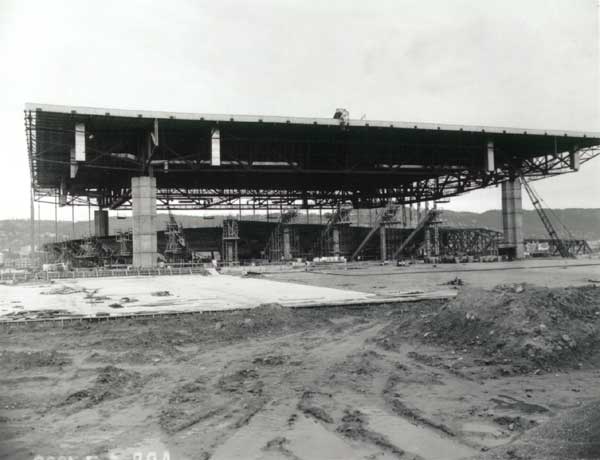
xmin=30 ymin=187 xmax=35 ymax=256
xmin=501 ymin=177 xmax=524 ymax=259
xmin=380 ymin=225 xmax=387 ymax=262
xmin=283 ymin=227 xmax=292 ymax=260
xmin=332 ymin=227 xmax=340 ymax=257
xmin=132 ymin=176 xmax=157 ymax=267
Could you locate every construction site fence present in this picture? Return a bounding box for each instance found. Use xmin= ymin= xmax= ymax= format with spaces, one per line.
xmin=0 ymin=266 xmax=211 ymax=282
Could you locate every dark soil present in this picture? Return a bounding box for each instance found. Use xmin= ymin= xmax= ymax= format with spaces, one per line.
xmin=377 ymin=284 xmax=600 ymax=373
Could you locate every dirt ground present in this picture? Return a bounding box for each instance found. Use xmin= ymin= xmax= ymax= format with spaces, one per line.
xmin=1 ymin=264 xmax=600 ymax=460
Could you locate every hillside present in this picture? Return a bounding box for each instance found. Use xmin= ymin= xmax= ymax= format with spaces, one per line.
xmin=1 ymin=209 xmax=599 ymax=253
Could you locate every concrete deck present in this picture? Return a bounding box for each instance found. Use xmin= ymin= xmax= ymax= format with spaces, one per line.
xmin=0 ymin=273 xmax=455 ymax=322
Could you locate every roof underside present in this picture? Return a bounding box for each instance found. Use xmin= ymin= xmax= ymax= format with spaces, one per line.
xmin=25 ymin=103 xmax=600 ymax=210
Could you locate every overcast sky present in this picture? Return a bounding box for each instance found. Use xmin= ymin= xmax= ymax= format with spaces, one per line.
xmin=0 ymin=0 xmax=598 ymax=222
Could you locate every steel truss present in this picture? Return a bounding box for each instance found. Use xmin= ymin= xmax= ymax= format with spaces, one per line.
xmin=438 ymin=228 xmax=501 ymax=258
xmin=25 ymin=109 xmax=600 ymax=211
xmin=524 ymin=239 xmax=592 ymax=257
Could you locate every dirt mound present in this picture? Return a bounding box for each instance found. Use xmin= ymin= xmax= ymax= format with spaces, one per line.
xmin=398 ymin=285 xmax=600 ymax=371
xmin=63 ymin=365 xmax=143 ymax=407
xmin=477 ymin=399 xmax=600 ymax=460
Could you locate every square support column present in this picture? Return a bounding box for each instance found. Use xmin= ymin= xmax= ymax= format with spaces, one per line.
xmin=501 ymin=177 xmax=524 ymax=259
xmin=380 ymin=225 xmax=387 ymax=262
xmin=132 ymin=176 xmax=157 ymax=267
xmin=283 ymin=226 xmax=292 ymax=260
xmin=94 ymin=210 xmax=109 ymax=237
xmin=332 ymin=227 xmax=341 ymax=257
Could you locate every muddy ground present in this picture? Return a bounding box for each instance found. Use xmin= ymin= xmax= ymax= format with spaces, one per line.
xmin=1 ymin=283 xmax=600 ymax=460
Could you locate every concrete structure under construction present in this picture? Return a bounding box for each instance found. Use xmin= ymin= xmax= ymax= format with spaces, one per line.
xmin=93 ymin=210 xmax=109 ymax=237
xmin=131 ymin=176 xmax=157 ymax=267
xmin=501 ymin=177 xmax=525 ymax=259
xmin=25 ymin=103 xmax=600 ymax=267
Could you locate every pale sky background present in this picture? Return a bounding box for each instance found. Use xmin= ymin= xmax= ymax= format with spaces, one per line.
xmin=0 ymin=0 xmax=598 ymax=222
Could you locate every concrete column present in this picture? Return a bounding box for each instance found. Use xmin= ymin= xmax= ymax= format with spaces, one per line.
xmin=424 ymin=228 xmax=431 ymax=258
xmin=94 ymin=210 xmax=109 ymax=237
xmin=332 ymin=227 xmax=340 ymax=257
xmin=380 ymin=225 xmax=386 ymax=262
xmin=226 ymin=242 xmax=236 ymax=263
xmin=283 ymin=227 xmax=292 ymax=260
xmin=501 ymin=177 xmax=524 ymax=259
xmin=486 ymin=140 xmax=495 ymax=171
xmin=569 ymin=150 xmax=580 ymax=171
xmin=132 ymin=176 xmax=157 ymax=267
xmin=211 ymin=128 xmax=221 ymax=166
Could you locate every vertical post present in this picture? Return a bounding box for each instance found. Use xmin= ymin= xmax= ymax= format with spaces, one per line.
xmin=37 ymin=201 xmax=41 ymax=255
xmin=332 ymin=227 xmax=341 ymax=257
xmin=486 ymin=140 xmax=495 ymax=171
xmin=283 ymin=227 xmax=292 ymax=260
xmin=569 ymin=150 xmax=580 ymax=171
xmin=54 ymin=194 xmax=58 ymax=243
xmin=501 ymin=177 xmax=524 ymax=259
xmin=30 ymin=187 xmax=35 ymax=257
xmin=132 ymin=176 xmax=157 ymax=267
xmin=380 ymin=225 xmax=386 ymax=262
xmin=211 ymin=128 xmax=221 ymax=166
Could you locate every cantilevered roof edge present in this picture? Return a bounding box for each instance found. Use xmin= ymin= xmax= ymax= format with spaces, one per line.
xmin=24 ymin=102 xmax=600 ymax=139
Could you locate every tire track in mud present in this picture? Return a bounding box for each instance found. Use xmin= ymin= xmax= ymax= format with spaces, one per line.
xmin=382 ymin=373 xmax=457 ymax=438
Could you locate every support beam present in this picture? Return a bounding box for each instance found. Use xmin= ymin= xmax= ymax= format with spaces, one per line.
xmin=94 ymin=210 xmax=109 ymax=237
xmin=132 ymin=176 xmax=157 ymax=267
xmin=501 ymin=177 xmax=524 ymax=259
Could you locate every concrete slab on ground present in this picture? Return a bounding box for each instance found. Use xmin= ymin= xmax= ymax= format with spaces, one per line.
xmin=267 ymin=259 xmax=600 ymax=294
xmin=0 ymin=274 xmax=455 ymax=321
